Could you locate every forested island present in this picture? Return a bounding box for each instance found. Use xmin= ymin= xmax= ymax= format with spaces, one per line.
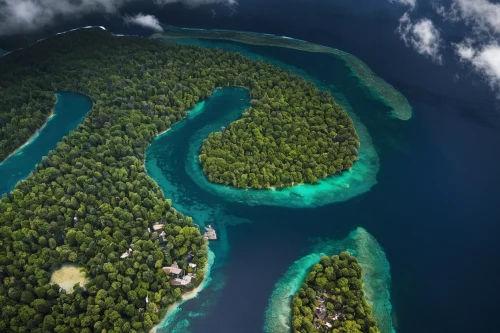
xmin=292 ymin=252 xmax=379 ymax=333
xmin=0 ymin=28 xmax=359 ymax=332
xmin=199 ymin=85 xmax=359 ymax=188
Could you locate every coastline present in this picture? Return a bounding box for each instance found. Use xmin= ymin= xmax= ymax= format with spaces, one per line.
xmin=146 ymin=126 xmax=213 ymax=333
xmin=0 ymin=108 xmax=56 ymax=164
xmin=150 ymin=279 xmax=205 ymax=333
xmin=142 ymin=128 xmax=171 ymax=174
xmin=264 ymin=228 xmax=395 ymax=333
xmin=152 ymin=26 xmax=412 ymax=121
xmin=155 ymin=128 xmax=171 ymax=140
xmin=151 ymin=247 xmax=215 ymax=333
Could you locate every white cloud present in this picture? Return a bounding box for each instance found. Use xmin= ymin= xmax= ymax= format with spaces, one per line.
xmin=153 ymin=0 xmax=237 ymax=8
xmin=397 ymin=13 xmax=443 ymax=63
xmin=0 ymin=0 xmax=238 ymax=36
xmin=432 ymin=0 xmax=500 ymax=92
xmin=455 ymin=41 xmax=500 ymax=90
xmin=452 ymin=0 xmax=500 ymax=35
xmin=124 ymin=13 xmax=163 ymax=31
xmin=390 ymin=0 xmax=416 ymax=8
xmin=0 ymin=0 xmax=132 ymax=36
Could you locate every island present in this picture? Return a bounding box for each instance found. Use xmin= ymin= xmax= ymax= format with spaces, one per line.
xmin=0 ymin=27 xmax=358 ymax=332
xmin=292 ymin=252 xmax=379 ymax=333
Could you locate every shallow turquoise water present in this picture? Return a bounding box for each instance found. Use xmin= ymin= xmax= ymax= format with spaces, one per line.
xmin=166 ymin=38 xmax=380 ymax=208
xmin=0 ymin=92 xmax=92 ymax=195
xmin=264 ymin=227 xmax=394 ymax=333
xmin=146 ymin=84 xmax=397 ymax=331
xmin=146 ymin=88 xmax=252 ymax=332
xmin=0 ymin=39 xmax=399 ymax=333
xmin=155 ymin=26 xmax=412 ymax=120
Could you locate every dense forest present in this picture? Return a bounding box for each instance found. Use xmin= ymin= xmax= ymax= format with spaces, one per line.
xmin=0 ymin=28 xmax=359 ymax=332
xmin=292 ymin=252 xmax=379 ymax=333
xmin=199 ymin=78 xmax=359 ymax=189
xmin=0 ymin=30 xmax=216 ymax=333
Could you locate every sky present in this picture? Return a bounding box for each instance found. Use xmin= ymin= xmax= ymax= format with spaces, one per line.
xmin=0 ymin=0 xmax=499 ymax=96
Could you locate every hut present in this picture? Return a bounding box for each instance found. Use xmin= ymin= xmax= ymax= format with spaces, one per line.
xmin=120 ymin=247 xmax=133 ymax=259
xmin=152 ymin=224 xmax=164 ymax=231
xmin=162 ymin=261 xmax=182 ymax=275
xmin=171 ymin=274 xmax=193 ymax=286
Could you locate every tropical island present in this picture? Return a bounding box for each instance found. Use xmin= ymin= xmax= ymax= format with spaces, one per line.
xmin=292 ymin=252 xmax=379 ymax=333
xmin=0 ymin=27 xmax=359 ymax=332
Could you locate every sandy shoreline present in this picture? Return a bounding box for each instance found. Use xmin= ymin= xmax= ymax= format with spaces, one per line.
xmin=150 ymin=276 xmax=207 ymax=333
xmin=151 ymin=247 xmax=214 ymax=333
xmin=1 ymin=109 xmax=55 ymax=164
xmin=156 ymin=128 xmax=171 ymax=139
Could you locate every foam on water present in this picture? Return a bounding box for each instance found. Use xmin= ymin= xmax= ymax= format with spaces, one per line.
xmin=264 ymin=227 xmax=396 ymax=333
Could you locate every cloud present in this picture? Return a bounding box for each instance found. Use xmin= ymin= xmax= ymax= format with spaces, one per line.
xmin=124 ymin=13 xmax=163 ymax=31
xmin=389 ymin=0 xmax=416 ymax=8
xmin=0 ymin=0 xmax=238 ymax=36
xmin=455 ymin=41 xmax=500 ymax=90
xmin=0 ymin=0 xmax=131 ymax=36
xmin=153 ymin=0 xmax=237 ymax=8
xmin=397 ymin=12 xmax=443 ymax=63
xmin=430 ymin=0 xmax=500 ymax=93
xmin=451 ymin=0 xmax=500 ymax=36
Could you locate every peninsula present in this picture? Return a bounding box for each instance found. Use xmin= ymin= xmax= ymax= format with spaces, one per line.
xmin=292 ymin=252 xmax=379 ymax=333
xmin=199 ymin=84 xmax=359 ymax=189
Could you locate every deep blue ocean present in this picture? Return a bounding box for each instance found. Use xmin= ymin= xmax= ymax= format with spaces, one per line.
xmin=1 ymin=1 xmax=500 ymax=333
xmin=142 ymin=35 xmax=500 ymax=333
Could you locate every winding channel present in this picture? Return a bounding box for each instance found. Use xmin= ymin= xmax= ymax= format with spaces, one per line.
xmin=145 ymin=32 xmax=406 ymax=333
xmin=146 ymin=87 xmax=395 ymax=332
xmin=0 ymin=92 xmax=92 ymax=196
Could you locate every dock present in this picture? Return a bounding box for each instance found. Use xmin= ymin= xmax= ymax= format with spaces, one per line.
xmin=204 ymin=225 xmax=217 ymax=240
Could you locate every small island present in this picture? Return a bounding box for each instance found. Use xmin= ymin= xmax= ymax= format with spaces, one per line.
xmin=292 ymin=252 xmax=379 ymax=333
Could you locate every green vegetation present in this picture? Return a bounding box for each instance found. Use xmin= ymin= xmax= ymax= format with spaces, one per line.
xmin=153 ymin=28 xmax=412 ymax=120
xmin=292 ymin=252 xmax=379 ymax=333
xmin=0 ymin=27 xmax=359 ymax=332
xmin=0 ymin=29 xmax=221 ymax=333
xmin=200 ymin=83 xmax=359 ymax=188
xmin=0 ymin=87 xmax=55 ymax=162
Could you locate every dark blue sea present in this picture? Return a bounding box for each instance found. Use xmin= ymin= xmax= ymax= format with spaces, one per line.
xmin=2 ymin=1 xmax=500 ymax=333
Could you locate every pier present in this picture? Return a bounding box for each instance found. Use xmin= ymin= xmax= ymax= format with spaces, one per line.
xmin=204 ymin=225 xmax=217 ymax=240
